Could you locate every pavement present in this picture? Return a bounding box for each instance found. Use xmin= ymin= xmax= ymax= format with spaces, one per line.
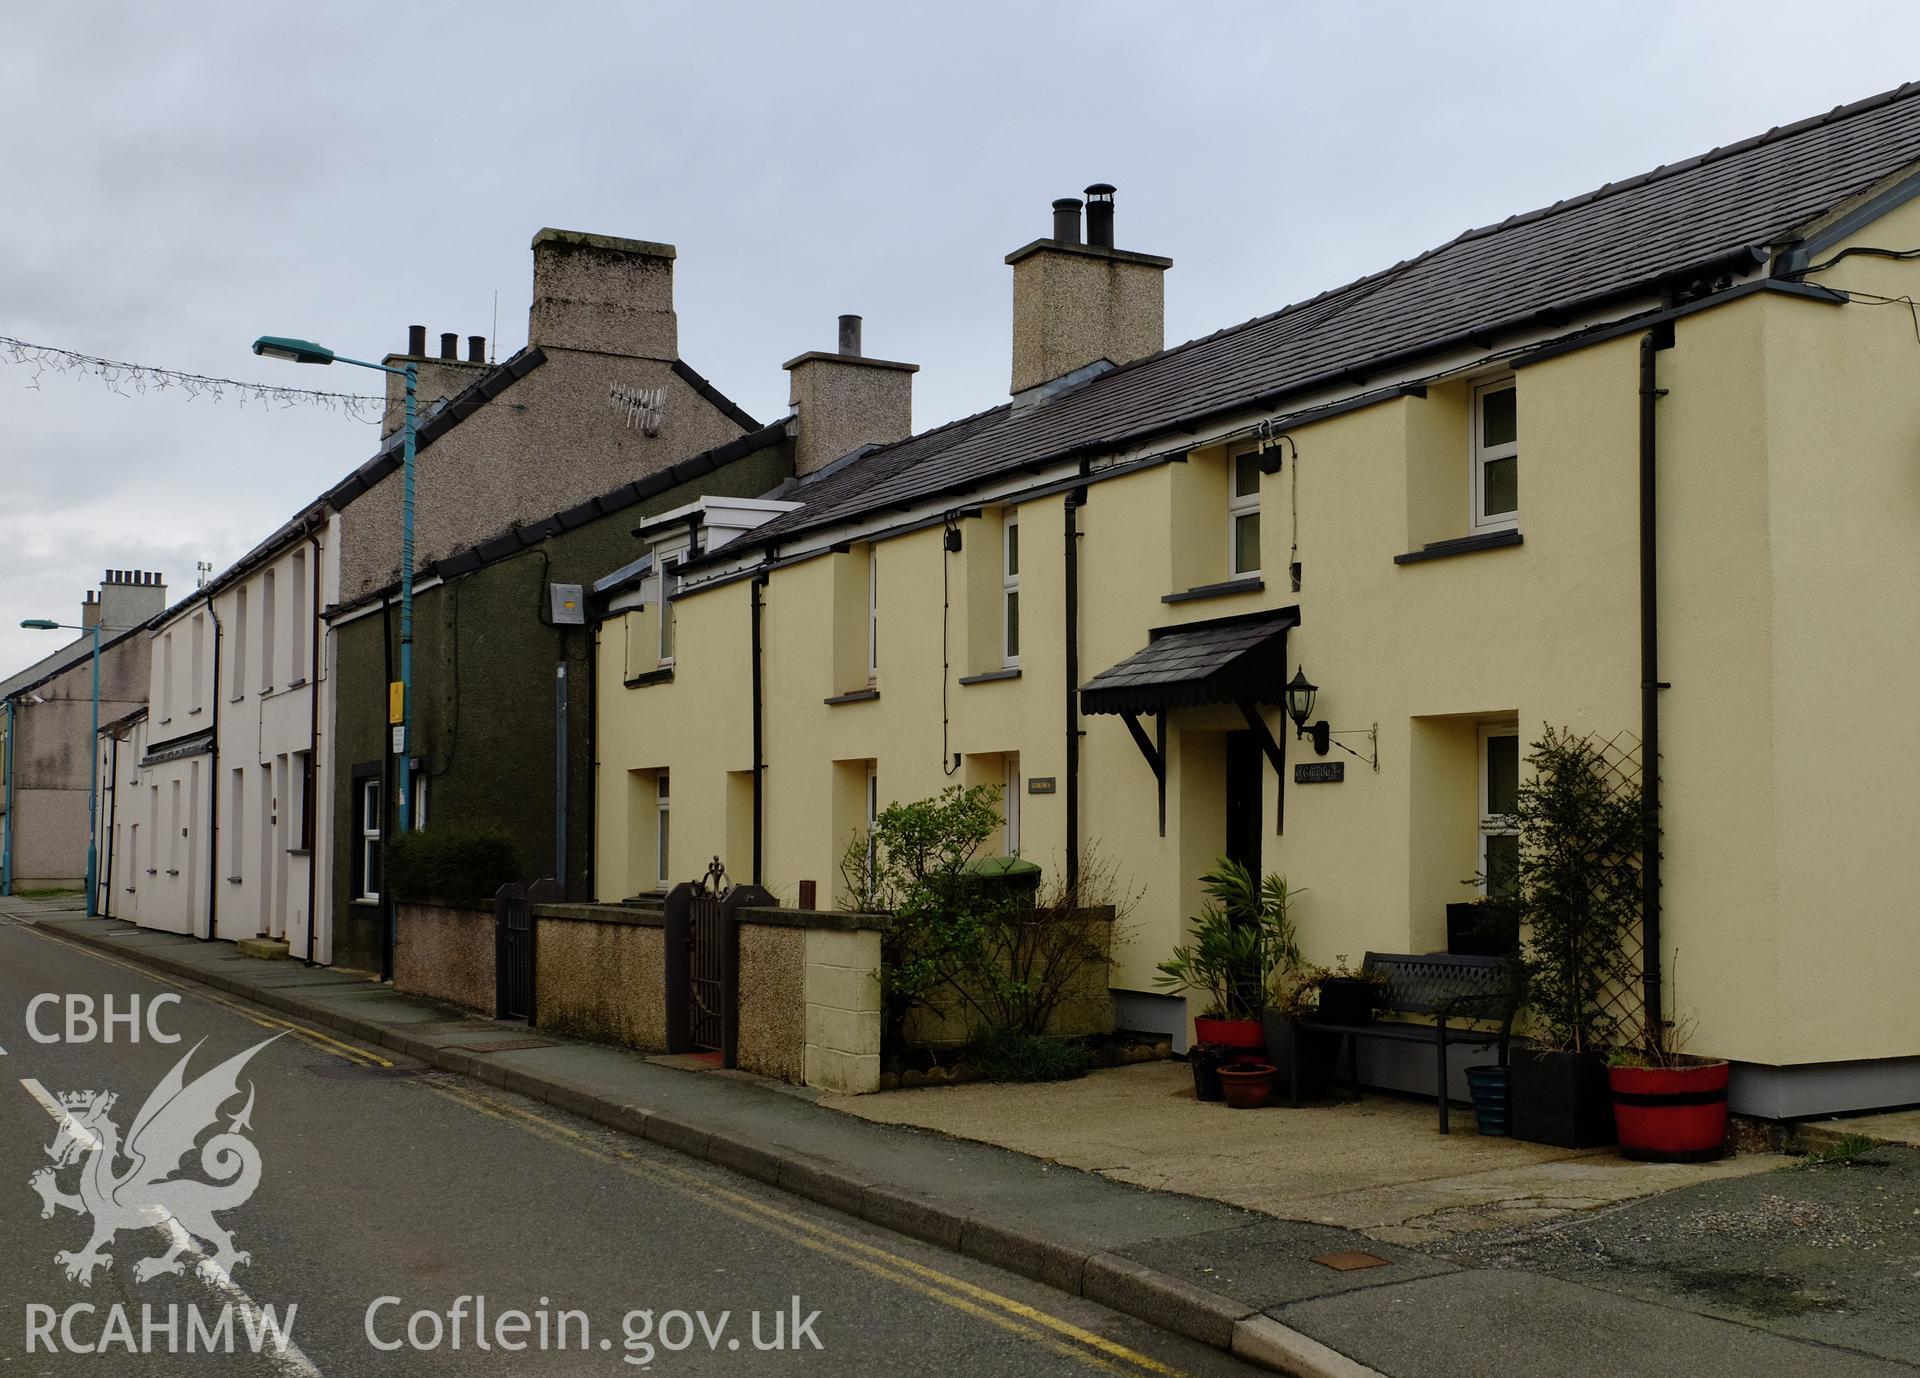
xmin=824 ymin=1061 xmax=1783 ymax=1246
xmin=5 ymin=897 xmax=1913 ymax=1378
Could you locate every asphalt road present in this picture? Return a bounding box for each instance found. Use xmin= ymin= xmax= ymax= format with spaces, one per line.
xmin=0 ymin=914 xmax=1259 ymax=1377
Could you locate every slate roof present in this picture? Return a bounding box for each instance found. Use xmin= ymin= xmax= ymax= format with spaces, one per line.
xmin=1080 ymin=609 xmax=1298 ymax=716
xmin=730 ymin=81 xmax=1920 ymax=554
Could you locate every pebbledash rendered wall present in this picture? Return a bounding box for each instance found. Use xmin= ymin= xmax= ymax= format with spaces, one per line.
xmin=390 ymin=899 xmax=883 ymax=1094
xmin=596 ymin=203 xmax=1920 ymax=1118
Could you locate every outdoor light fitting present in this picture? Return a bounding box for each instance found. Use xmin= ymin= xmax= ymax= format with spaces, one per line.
xmin=1284 ymin=665 xmax=1379 ymax=770
xmin=251 ymin=336 xmax=336 ymax=365
xmin=19 ymin=618 xmax=62 ymax=630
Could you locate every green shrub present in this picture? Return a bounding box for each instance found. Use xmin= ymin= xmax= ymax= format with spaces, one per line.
xmin=386 ymin=824 xmax=524 ymax=910
xmin=971 ymin=1030 xmax=1092 ymax=1083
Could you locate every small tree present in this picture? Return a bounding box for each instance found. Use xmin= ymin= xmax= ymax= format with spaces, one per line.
xmin=840 ymin=784 xmax=1007 ymax=1056
xmin=1515 ymin=727 xmax=1642 ymax=1053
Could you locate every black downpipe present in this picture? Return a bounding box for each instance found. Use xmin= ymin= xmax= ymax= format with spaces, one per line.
xmin=202 ymin=593 xmax=222 ymax=942
xmin=101 ymin=734 xmax=117 ymax=916
xmin=304 ymin=529 xmax=322 ymax=966
xmin=1639 ymin=325 xmax=1672 ymax=1042
xmin=1064 ymin=458 xmax=1088 ymax=894
xmin=750 ymin=565 xmax=769 ymax=886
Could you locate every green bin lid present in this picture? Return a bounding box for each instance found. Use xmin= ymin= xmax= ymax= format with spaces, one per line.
xmin=962 ymin=856 xmax=1042 ymax=878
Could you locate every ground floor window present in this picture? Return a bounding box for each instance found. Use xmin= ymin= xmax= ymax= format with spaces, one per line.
xmin=656 ymin=769 xmax=671 ymax=890
xmin=1480 ymin=724 xmax=1520 ymax=899
xmin=1003 ymin=754 xmax=1021 ymax=856
xmin=357 ymin=774 xmax=382 ymax=901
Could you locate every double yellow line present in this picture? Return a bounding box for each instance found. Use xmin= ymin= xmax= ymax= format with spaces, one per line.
xmin=414 ymin=1077 xmax=1188 ymax=1377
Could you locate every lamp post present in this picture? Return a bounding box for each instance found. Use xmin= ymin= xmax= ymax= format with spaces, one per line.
xmin=20 ymin=617 xmax=102 ymax=914
xmin=254 ymin=335 xmax=415 ymax=980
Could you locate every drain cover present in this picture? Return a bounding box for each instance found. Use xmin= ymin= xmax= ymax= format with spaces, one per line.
xmin=1311 ymin=1250 xmax=1390 ymax=1272
xmin=303 ymin=1063 xmax=428 ymax=1080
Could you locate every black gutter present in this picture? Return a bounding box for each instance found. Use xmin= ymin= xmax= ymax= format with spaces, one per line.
xmin=750 ymin=564 xmax=769 ymax=886
xmin=100 ymin=732 xmax=117 ymax=916
xmin=304 ymin=529 xmax=323 ymax=966
xmin=202 ymin=593 xmax=222 ymax=943
xmin=1639 ymin=323 xmax=1674 ymax=1044
xmin=1064 ymin=458 xmax=1088 ymax=894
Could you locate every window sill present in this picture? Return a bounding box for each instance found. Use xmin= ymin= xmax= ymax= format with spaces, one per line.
xmin=157 ymin=718 xmax=172 ymax=727
xmin=187 ymin=707 xmax=203 ymax=717
xmin=287 ymin=848 xmax=311 ymax=858
xmin=823 ymin=687 xmax=881 ymax=706
xmin=1162 ymin=576 xmax=1264 ymax=604
xmin=1393 ymin=529 xmax=1523 ymax=566
xmin=226 ymin=876 xmax=242 ymax=885
xmin=287 ymin=677 xmax=307 ymax=689
xmin=624 ymin=668 xmax=675 ymax=689
xmin=957 ymin=668 xmax=1022 ymax=686
xmin=350 ymin=897 xmax=381 ymax=909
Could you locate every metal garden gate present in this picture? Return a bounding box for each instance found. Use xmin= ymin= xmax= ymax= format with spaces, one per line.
xmin=663 ymin=858 xmax=775 ymax=1064
xmin=495 ymin=877 xmax=560 ymax=1022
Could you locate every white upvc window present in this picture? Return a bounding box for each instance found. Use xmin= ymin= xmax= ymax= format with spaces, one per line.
xmin=1472 ymin=379 xmax=1519 ymax=531
xmin=1001 ymin=512 xmax=1020 ymax=667
xmin=657 ymin=558 xmax=677 ymax=666
xmin=1229 ymin=451 xmax=1262 ymax=576
xmin=1479 ymin=724 xmax=1520 ymax=899
xmin=865 ymin=763 xmax=880 ymax=878
xmin=1004 ymin=754 xmax=1022 ymax=856
xmin=358 ymin=778 xmax=382 ymax=901
xmin=655 ymin=770 xmax=671 ymax=890
xmin=409 ymin=768 xmax=428 ymax=834
xmin=866 ymin=545 xmax=879 ymax=683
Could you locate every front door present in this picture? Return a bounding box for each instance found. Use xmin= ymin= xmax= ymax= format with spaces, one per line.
xmin=1224 ymin=730 xmax=1263 ymax=878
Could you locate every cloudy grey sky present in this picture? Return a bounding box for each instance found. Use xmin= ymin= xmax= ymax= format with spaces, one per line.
xmin=4 ymin=1 xmax=1918 ymax=673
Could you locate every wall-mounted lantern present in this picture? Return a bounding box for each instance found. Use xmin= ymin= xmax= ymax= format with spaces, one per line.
xmin=1284 ymin=666 xmax=1379 ymax=771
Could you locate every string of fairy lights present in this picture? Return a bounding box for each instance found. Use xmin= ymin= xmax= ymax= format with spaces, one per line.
xmin=0 ymin=333 xmax=396 ymax=424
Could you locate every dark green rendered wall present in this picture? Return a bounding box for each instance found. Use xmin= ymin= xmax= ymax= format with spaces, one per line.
xmin=330 ymin=443 xmax=792 ymax=973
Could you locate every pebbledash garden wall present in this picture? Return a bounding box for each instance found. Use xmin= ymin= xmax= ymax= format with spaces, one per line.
xmin=392 ymin=899 xmax=884 ymax=1092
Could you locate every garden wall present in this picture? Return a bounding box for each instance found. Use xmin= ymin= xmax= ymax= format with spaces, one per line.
xmin=534 ymin=904 xmax=668 ymax=1050
xmin=393 ymin=902 xmax=496 ymax=1015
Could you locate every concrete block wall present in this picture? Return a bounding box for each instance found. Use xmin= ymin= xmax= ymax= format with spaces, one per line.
xmin=801 ymin=926 xmax=882 ymax=1094
xmin=393 ymin=902 xmax=496 ymax=1015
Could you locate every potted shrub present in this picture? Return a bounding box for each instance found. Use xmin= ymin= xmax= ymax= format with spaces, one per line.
xmin=1217 ymin=1060 xmax=1277 ymax=1109
xmin=1509 ymin=727 xmax=1642 ymax=1149
xmin=1156 ymin=857 xmax=1301 ymax=1052
xmin=1308 ymin=956 xmax=1388 ymax=1026
xmin=1606 ymin=1027 xmax=1728 ymax=1161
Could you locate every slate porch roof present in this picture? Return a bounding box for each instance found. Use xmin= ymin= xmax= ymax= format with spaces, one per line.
xmin=1080 ymin=609 xmax=1299 ymax=718
xmin=717 ymin=81 xmax=1920 ymax=558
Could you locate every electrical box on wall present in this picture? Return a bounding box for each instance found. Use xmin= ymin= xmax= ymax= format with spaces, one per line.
xmin=549 ymin=583 xmax=586 ymax=626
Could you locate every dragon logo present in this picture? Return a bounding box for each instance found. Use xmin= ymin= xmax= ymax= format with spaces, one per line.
xmin=29 ymin=1035 xmax=279 ymax=1287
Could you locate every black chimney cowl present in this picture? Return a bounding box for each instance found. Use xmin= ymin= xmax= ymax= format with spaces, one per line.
xmin=1084 ymin=183 xmax=1116 ymax=248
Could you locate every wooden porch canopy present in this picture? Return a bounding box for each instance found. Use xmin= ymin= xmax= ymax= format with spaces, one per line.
xmin=1078 ymin=608 xmax=1299 ymax=835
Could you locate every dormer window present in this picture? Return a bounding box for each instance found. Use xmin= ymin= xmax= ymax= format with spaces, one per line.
xmin=657 ymin=557 xmax=677 ymax=666
xmin=1229 ymin=451 xmax=1261 ymax=576
xmin=1472 ymin=379 xmax=1518 ymax=530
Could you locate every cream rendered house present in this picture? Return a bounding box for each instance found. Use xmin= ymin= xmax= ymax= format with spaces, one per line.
xmin=107 ymin=513 xmax=340 ymax=963
xmin=597 ymin=88 xmax=1920 ymax=1118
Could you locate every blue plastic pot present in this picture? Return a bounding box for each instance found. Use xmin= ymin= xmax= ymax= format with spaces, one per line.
xmin=1465 ymin=1064 xmax=1512 ymax=1137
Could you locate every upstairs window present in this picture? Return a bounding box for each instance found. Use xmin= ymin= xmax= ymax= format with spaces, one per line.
xmin=867 ymin=545 xmax=879 ymax=683
xmin=1229 ymin=451 xmax=1261 ymax=576
xmin=1001 ymin=513 xmax=1020 ymax=667
xmin=658 ymin=558 xmax=677 ymax=666
xmin=1473 ymin=380 xmax=1519 ymax=530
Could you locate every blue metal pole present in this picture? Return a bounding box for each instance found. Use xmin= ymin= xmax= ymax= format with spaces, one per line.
xmin=389 ymin=360 xmax=415 ymax=983
xmin=85 ymin=621 xmax=100 ymax=915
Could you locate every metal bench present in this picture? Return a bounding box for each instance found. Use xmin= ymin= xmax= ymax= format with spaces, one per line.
xmin=1289 ymin=952 xmax=1519 ymax=1133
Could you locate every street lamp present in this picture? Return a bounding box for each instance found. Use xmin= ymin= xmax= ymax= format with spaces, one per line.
xmin=20 ymin=617 xmax=102 ymax=914
xmin=254 ymin=334 xmax=416 ymax=980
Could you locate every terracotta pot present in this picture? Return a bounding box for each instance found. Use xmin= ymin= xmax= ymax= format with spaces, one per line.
xmin=1217 ymin=1061 xmax=1276 ymax=1110
xmin=1608 ymin=1060 xmax=1729 ymax=1162
xmin=1193 ymin=1017 xmax=1265 ymax=1050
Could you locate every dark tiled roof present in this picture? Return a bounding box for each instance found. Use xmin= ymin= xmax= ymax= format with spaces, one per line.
xmin=672 ymin=358 xmax=760 ymax=432
xmin=328 ymin=419 xmax=793 ymax=616
xmin=1081 ymin=609 xmax=1298 ymax=717
xmin=739 ymin=82 xmax=1920 ymax=551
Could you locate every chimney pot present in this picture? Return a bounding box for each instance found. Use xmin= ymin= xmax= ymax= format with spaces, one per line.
xmin=408 ymin=325 xmax=427 ymax=356
xmin=468 ymin=334 xmax=486 ymax=363
xmin=1084 ymin=183 xmax=1116 ymax=249
xmin=837 ymin=315 xmax=863 ymax=357
xmin=1051 ymin=197 xmax=1084 ymax=244
xmin=439 ymin=332 xmax=458 ymax=360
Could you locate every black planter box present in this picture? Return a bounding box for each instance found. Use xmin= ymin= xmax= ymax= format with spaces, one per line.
xmin=1317 ymin=978 xmax=1377 ymax=1026
xmin=1511 ymin=1046 xmax=1616 ymax=1148
xmin=1262 ymin=1011 xmax=1334 ymax=1100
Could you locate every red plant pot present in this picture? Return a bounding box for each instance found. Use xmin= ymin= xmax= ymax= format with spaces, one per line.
xmin=1217 ymin=1061 xmax=1276 ymax=1110
xmin=1608 ymin=1061 xmax=1730 ymax=1162
xmin=1194 ymin=1017 xmax=1265 ymax=1050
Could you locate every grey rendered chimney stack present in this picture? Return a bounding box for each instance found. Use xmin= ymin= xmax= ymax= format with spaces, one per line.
xmin=408 ymin=325 xmax=427 ymax=356
xmin=1084 ymin=183 xmax=1116 ymax=248
xmin=785 ymin=316 xmax=918 ymax=477
xmin=1052 ymin=197 xmax=1084 ymax=244
xmin=838 ymin=315 xmax=863 ymax=357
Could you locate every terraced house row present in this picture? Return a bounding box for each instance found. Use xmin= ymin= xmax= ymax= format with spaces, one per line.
xmin=12 ymin=81 xmax=1917 ymax=1119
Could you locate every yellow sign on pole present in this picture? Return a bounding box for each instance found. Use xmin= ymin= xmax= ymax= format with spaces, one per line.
xmin=388 ymin=681 xmax=405 ymax=725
